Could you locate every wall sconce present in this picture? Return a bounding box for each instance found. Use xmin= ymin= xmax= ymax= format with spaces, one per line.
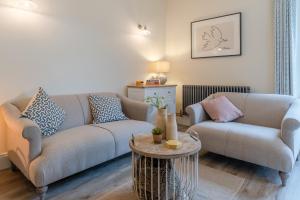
xmin=15 ymin=0 xmax=37 ymax=10
xmin=3 ymin=0 xmax=38 ymax=11
xmin=137 ymin=24 xmax=151 ymax=36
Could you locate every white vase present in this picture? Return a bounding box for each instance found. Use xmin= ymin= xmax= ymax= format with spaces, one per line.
xmin=155 ymin=108 xmax=167 ymax=139
xmin=166 ymin=113 xmax=178 ymax=140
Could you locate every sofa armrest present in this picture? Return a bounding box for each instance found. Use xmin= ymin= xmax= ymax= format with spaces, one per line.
xmin=185 ymin=103 xmax=209 ymax=125
xmin=118 ymin=95 xmax=156 ymax=123
xmin=281 ymin=99 xmax=300 ymax=157
xmin=1 ymin=103 xmax=42 ymax=163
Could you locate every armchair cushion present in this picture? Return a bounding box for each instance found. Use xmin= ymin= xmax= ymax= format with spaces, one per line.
xmin=201 ymin=96 xmax=243 ymax=122
xmin=189 ymin=121 xmax=294 ymax=172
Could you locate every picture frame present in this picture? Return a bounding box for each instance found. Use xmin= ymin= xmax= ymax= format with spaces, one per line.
xmin=191 ymin=12 xmax=242 ymax=59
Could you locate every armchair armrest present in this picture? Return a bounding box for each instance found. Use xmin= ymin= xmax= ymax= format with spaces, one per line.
xmin=185 ymin=103 xmax=209 ymax=125
xmin=1 ymin=103 xmax=42 ymax=164
xmin=118 ymin=95 xmax=156 ymax=123
xmin=281 ymin=99 xmax=300 ymax=157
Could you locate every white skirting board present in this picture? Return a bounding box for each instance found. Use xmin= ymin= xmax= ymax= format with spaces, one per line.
xmin=0 ymin=153 xmax=11 ymax=171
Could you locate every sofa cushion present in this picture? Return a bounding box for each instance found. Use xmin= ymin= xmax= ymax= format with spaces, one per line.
xmin=22 ymin=87 xmax=65 ymax=136
xmin=238 ymin=94 xmax=295 ymax=129
xmin=93 ymin=120 xmax=154 ymax=156
xmin=51 ymin=95 xmax=85 ymax=131
xmin=213 ymin=93 xmax=295 ymax=129
xmin=77 ymin=93 xmax=118 ymax=125
xmin=189 ymin=121 xmax=294 ymax=172
xmin=201 ymin=96 xmax=243 ymax=122
xmin=89 ymin=95 xmax=128 ymax=124
xmin=29 ymin=125 xmax=116 ymax=187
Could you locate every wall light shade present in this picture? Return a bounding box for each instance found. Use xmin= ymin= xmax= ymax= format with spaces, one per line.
xmin=138 ymin=24 xmax=151 ymax=36
xmin=15 ymin=0 xmax=37 ymax=10
xmin=2 ymin=0 xmax=38 ymax=10
xmin=149 ymin=61 xmax=171 ymax=73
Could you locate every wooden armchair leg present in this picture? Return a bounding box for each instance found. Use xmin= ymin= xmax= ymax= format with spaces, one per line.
xmin=11 ymin=163 xmax=18 ymax=172
xmin=36 ymin=186 xmax=48 ymax=200
xmin=279 ymin=171 xmax=290 ymax=186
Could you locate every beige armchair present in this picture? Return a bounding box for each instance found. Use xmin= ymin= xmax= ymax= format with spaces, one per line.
xmin=186 ymin=92 xmax=300 ymax=186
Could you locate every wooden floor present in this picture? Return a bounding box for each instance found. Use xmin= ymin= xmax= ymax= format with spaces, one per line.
xmin=0 ymin=124 xmax=298 ymax=200
xmin=1 ymin=152 xmax=300 ymax=200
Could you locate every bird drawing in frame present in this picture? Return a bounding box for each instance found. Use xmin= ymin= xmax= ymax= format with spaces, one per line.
xmin=202 ymin=26 xmax=228 ymax=51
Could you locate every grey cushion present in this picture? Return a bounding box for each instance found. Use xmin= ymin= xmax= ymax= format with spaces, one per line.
xmin=89 ymin=95 xmax=128 ymax=124
xmin=76 ymin=94 xmax=93 ymax=125
xmin=118 ymin=95 xmax=157 ymax=123
xmin=52 ymin=95 xmax=85 ymax=131
xmin=29 ymin=125 xmax=116 ymax=187
xmin=22 ymin=88 xmax=65 ymax=136
xmin=189 ymin=121 xmax=294 ymax=172
xmin=93 ymin=120 xmax=154 ymax=156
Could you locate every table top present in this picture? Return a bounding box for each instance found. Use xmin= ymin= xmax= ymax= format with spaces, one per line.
xmin=129 ymin=132 xmax=201 ymax=159
xmin=127 ymin=84 xmax=177 ymax=88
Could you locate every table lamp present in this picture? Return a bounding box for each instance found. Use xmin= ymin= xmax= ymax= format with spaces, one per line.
xmin=149 ymin=61 xmax=170 ymax=85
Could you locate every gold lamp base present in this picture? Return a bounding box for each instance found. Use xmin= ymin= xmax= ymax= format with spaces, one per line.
xmin=151 ymin=73 xmax=167 ymax=85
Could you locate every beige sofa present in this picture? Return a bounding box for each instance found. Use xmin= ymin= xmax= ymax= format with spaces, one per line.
xmin=0 ymin=92 xmax=155 ymax=199
xmin=186 ymin=92 xmax=300 ymax=186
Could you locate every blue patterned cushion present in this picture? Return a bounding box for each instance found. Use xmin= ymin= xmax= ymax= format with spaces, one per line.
xmin=89 ymin=95 xmax=128 ymax=124
xmin=22 ymin=87 xmax=65 ymax=136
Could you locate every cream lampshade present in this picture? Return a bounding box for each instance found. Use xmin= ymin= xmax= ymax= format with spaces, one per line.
xmin=149 ymin=61 xmax=170 ymax=85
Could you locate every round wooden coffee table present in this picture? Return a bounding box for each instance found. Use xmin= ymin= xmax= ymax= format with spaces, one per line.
xmin=129 ymin=132 xmax=201 ymax=200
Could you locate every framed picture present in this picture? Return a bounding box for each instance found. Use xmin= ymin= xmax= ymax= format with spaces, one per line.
xmin=191 ymin=12 xmax=241 ymax=59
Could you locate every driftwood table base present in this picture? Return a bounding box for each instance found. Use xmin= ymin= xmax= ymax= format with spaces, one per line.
xmin=130 ymin=133 xmax=201 ymax=200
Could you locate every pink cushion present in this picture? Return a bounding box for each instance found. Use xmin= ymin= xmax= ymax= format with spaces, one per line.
xmin=201 ymin=96 xmax=243 ymax=122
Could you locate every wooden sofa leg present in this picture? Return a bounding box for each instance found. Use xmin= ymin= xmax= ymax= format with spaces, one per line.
xmin=36 ymin=186 xmax=48 ymax=200
xmin=11 ymin=163 xmax=18 ymax=172
xmin=279 ymin=171 xmax=290 ymax=186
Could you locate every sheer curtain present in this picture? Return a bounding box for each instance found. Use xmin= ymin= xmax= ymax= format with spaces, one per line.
xmin=294 ymin=1 xmax=300 ymax=97
xmin=274 ymin=0 xmax=297 ymax=95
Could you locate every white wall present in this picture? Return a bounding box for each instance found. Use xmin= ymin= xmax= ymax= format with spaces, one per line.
xmin=165 ymin=0 xmax=275 ymax=112
xmin=0 ymin=0 xmax=166 ymax=153
xmin=0 ymin=0 xmax=277 ymax=153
